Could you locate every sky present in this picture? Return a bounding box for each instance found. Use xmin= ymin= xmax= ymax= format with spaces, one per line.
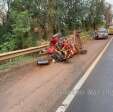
xmin=106 ymin=0 xmax=113 ymax=5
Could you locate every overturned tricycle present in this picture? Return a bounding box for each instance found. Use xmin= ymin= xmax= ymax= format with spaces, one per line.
xmin=37 ymin=32 xmax=87 ymax=65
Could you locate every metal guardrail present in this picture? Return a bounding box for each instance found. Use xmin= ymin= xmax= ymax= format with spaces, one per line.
xmin=81 ymin=34 xmax=90 ymax=38
xmin=0 ymin=34 xmax=90 ymax=62
xmin=0 ymin=43 xmax=49 ymax=62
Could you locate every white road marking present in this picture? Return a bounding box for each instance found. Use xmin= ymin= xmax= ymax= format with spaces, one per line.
xmin=56 ymin=37 xmax=113 ymax=112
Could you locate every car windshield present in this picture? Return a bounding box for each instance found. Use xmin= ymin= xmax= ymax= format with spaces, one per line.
xmin=98 ymin=28 xmax=107 ymax=33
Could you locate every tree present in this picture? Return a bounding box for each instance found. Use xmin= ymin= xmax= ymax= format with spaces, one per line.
xmin=104 ymin=3 xmax=112 ymax=26
xmin=0 ymin=0 xmax=110 ymax=52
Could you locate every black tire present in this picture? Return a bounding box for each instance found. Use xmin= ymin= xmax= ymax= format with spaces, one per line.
xmin=51 ymin=52 xmax=65 ymax=62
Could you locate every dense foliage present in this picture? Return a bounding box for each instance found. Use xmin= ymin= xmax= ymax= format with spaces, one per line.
xmin=0 ymin=0 xmax=112 ymax=52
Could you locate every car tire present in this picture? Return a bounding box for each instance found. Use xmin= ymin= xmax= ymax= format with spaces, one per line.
xmin=95 ymin=37 xmax=98 ymax=40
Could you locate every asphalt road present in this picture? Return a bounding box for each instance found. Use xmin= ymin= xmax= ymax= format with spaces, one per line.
xmin=0 ymin=38 xmax=110 ymax=112
xmin=66 ymin=38 xmax=113 ymax=112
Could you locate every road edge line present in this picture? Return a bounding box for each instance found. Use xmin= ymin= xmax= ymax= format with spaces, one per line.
xmin=56 ymin=37 xmax=113 ymax=112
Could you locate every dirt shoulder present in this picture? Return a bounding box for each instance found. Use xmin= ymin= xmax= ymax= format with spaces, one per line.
xmin=0 ymin=37 xmax=111 ymax=112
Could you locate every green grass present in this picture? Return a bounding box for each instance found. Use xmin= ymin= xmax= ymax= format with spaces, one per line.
xmin=0 ymin=55 xmax=35 ymax=71
xmin=80 ymin=31 xmax=92 ymax=42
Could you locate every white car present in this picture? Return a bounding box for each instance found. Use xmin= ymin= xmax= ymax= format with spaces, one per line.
xmin=93 ymin=28 xmax=108 ymax=39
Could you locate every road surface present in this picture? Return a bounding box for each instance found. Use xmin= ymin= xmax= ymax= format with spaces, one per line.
xmin=66 ymin=38 xmax=113 ymax=112
xmin=0 ymin=38 xmax=110 ymax=112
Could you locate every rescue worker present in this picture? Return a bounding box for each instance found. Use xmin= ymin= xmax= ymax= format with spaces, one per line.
xmin=75 ymin=30 xmax=82 ymax=50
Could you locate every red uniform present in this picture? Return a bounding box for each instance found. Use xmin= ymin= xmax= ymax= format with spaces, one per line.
xmin=50 ymin=36 xmax=59 ymax=47
xmin=62 ymin=40 xmax=76 ymax=58
xmin=62 ymin=41 xmax=68 ymax=49
xmin=47 ymin=46 xmax=56 ymax=54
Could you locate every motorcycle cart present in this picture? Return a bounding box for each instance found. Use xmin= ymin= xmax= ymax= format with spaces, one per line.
xmin=37 ymin=32 xmax=87 ymax=65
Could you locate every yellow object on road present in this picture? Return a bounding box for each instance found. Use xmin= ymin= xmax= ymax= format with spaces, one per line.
xmin=108 ymin=26 xmax=113 ymax=35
